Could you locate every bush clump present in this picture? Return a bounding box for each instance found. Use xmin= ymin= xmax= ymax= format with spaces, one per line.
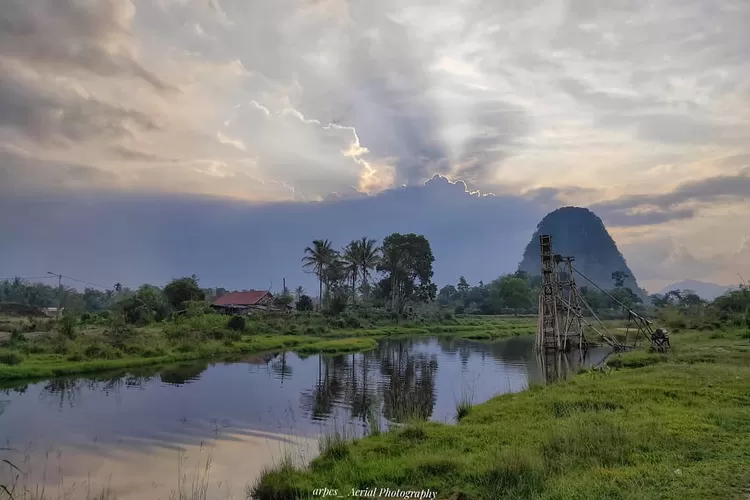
xmin=58 ymin=315 xmax=78 ymax=339
xmin=227 ymin=315 xmax=246 ymax=332
xmin=0 ymin=351 xmax=24 ymax=366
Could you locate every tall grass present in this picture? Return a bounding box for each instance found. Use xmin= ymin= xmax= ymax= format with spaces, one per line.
xmin=250 ymin=327 xmax=750 ymax=500
xmin=454 ymin=382 xmax=476 ymax=422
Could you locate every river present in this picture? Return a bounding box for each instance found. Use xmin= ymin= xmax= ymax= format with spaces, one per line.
xmin=0 ymin=335 xmax=609 ymax=499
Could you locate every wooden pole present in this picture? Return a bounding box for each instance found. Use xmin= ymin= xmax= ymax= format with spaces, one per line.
xmin=47 ymin=271 xmax=62 ymax=321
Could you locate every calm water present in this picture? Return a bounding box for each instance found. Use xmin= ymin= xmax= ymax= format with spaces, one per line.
xmin=0 ymin=336 xmax=609 ymax=499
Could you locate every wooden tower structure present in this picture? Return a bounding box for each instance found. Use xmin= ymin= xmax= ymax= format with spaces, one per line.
xmin=535 ymin=235 xmax=585 ymax=352
xmin=534 ymin=234 xmax=666 ymax=354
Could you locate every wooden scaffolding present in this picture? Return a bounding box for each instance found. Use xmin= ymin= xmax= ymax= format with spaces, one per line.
xmin=535 ymin=235 xmax=585 ymax=352
xmin=534 ymin=234 xmax=648 ymax=353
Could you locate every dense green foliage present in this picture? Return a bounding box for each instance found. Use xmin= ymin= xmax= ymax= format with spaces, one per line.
xmin=437 ymin=271 xmax=648 ymax=318
xmin=302 ymin=233 xmax=437 ymax=316
xmin=0 ymin=313 xmax=532 ymax=381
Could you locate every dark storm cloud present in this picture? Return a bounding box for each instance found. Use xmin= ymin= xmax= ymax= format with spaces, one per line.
xmin=590 ymin=170 xmax=750 ymax=227
xmin=0 ymin=67 xmax=159 ymax=145
xmin=0 ymin=0 xmax=173 ymax=91
xmin=453 ymin=99 xmax=531 ymax=182
xmin=600 ymin=207 xmax=697 ymax=228
xmin=0 ymin=152 xmax=118 ymax=196
xmin=0 ymin=177 xmax=553 ymax=291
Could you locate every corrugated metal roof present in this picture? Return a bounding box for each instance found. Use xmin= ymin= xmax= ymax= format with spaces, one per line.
xmin=213 ymin=290 xmax=271 ymax=306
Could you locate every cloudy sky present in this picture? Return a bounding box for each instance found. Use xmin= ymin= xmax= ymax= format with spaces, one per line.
xmin=1 ymin=0 xmax=749 ymax=293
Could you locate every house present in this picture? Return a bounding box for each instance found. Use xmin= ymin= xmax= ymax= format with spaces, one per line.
xmin=210 ymin=290 xmax=275 ymax=315
xmin=42 ymin=307 xmax=65 ymax=317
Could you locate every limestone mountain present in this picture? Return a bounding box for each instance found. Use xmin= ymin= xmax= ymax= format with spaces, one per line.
xmin=517 ymin=207 xmax=643 ymax=295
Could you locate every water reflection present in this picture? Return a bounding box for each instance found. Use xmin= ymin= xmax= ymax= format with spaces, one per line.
xmin=159 ymin=361 xmax=210 ymax=385
xmin=378 ymin=340 xmax=438 ymax=422
xmin=0 ymin=336 xmax=614 ymax=499
xmin=1 ymin=335 xmax=610 ymax=454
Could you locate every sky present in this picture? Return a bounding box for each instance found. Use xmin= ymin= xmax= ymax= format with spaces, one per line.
xmin=1 ymin=0 xmax=749 ymax=294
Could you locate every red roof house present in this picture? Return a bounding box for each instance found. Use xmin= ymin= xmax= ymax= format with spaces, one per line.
xmin=211 ymin=290 xmax=274 ymax=313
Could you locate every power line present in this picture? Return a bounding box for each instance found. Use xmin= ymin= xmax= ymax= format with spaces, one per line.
xmin=58 ymin=275 xmax=111 ymax=290
xmin=0 ymin=274 xmax=113 ymax=290
xmin=570 ymin=266 xmax=651 ymax=325
xmin=0 ymin=275 xmax=58 ymax=281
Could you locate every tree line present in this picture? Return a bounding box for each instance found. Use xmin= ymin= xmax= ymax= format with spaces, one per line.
xmin=2 ymin=240 xmax=749 ymax=326
xmin=299 ymin=232 xmax=437 ymax=316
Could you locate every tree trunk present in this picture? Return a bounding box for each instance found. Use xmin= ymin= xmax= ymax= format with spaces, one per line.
xmin=318 ymin=276 xmax=323 ymax=311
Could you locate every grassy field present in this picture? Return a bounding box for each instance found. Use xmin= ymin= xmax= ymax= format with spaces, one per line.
xmin=254 ymin=327 xmax=750 ymax=500
xmin=0 ymin=313 xmax=536 ymax=381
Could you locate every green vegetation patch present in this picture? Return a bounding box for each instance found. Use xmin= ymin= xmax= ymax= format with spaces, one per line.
xmin=253 ymin=328 xmax=750 ymax=500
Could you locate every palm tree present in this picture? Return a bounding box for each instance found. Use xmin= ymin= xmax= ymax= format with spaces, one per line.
xmin=302 ymin=239 xmax=335 ymax=310
xmin=341 ymin=241 xmax=360 ymax=304
xmin=294 ymin=286 xmax=305 ymax=300
xmin=354 ymin=237 xmax=381 ymax=301
xmin=378 ymin=243 xmax=406 ymax=311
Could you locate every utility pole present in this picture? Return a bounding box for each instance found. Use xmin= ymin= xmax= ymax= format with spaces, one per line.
xmin=47 ymin=271 xmax=62 ymax=321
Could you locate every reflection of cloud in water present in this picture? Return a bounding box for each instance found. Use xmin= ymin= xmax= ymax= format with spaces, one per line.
xmin=2 ymin=430 xmax=317 ymax=500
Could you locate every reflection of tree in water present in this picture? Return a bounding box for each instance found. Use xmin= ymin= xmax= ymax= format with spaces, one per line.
xmin=0 ymin=383 xmax=28 ymax=395
xmin=0 ymin=399 xmax=8 ymax=417
xmin=270 ymin=352 xmax=292 ymax=384
xmin=377 ymin=340 xmax=438 ymax=423
xmin=299 ymin=355 xmax=349 ymax=420
xmin=437 ymin=336 xmax=460 ymax=355
xmin=458 ymin=342 xmax=472 ymax=368
xmin=438 ymin=335 xmax=538 ymax=366
xmin=345 ymin=352 xmax=379 ymax=423
xmin=41 ymin=378 xmax=83 ymax=409
xmin=40 ymin=373 xmax=154 ymax=409
xmin=159 ymin=361 xmax=209 ymax=385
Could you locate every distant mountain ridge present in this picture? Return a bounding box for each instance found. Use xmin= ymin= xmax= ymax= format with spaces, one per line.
xmin=517 ymin=206 xmax=644 ymax=296
xmin=658 ymin=280 xmax=735 ymax=301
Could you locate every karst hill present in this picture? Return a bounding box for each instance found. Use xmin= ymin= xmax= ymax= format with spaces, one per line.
xmin=517 ymin=206 xmax=644 ymax=296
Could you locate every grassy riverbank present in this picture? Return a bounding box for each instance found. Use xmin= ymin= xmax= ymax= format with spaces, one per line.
xmin=255 ymin=327 xmax=750 ymax=500
xmin=0 ymin=313 xmax=535 ymax=381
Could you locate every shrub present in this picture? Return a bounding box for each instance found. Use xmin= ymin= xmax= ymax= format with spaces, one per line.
xmin=0 ymin=351 xmax=24 ymax=366
xmin=84 ymin=343 xmax=123 ymax=360
xmin=227 ymin=315 xmax=246 ymax=332
xmin=58 ymin=315 xmax=78 ymax=339
xmin=105 ymin=314 xmax=136 ymax=348
xmin=341 ymin=312 xmax=363 ymax=329
xmin=183 ymin=300 xmax=212 ymax=318
xmin=296 ymin=294 xmax=314 ymax=311
xmin=323 ymin=295 xmax=348 ymax=317
xmin=9 ymin=331 xmax=27 ymax=347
